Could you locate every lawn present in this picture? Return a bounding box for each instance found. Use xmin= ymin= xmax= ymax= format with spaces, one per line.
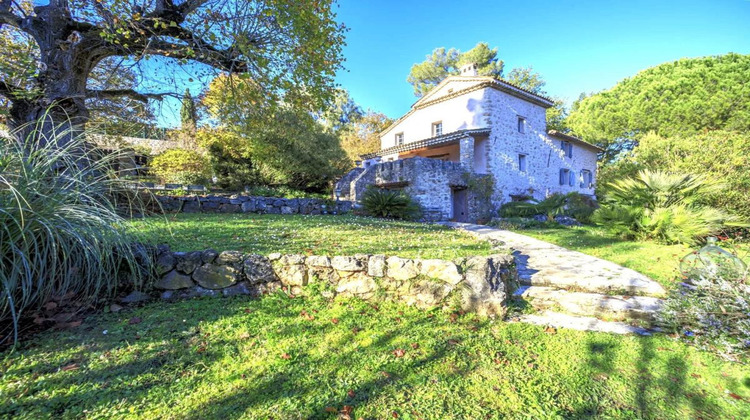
xmin=2 ymin=291 xmax=748 ymax=419
xmin=129 ymin=214 xmax=493 ymax=260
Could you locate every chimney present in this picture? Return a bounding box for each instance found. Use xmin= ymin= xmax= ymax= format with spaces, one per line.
xmin=460 ymin=62 xmax=478 ymax=77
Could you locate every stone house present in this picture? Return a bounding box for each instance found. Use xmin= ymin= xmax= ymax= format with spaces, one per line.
xmin=336 ymin=64 xmax=602 ymax=222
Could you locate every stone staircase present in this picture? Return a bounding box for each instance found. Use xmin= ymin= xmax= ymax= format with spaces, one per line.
xmin=445 ymin=223 xmax=667 ymax=334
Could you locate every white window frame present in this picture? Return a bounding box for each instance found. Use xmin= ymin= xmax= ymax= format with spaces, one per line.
xmin=580 ymin=169 xmax=593 ymax=188
xmin=432 ymin=121 xmax=443 ymax=137
xmin=395 ymin=132 xmax=404 ymax=146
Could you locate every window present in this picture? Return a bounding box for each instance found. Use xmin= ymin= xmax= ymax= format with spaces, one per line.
xmin=432 ymin=121 xmax=443 ymax=137
xmin=395 ymin=132 xmax=404 ymax=145
xmin=559 ymin=168 xmax=571 ymax=186
xmin=560 ymin=141 xmax=573 ymax=158
xmin=580 ymin=170 xmax=593 ymax=188
xmin=518 ymin=154 xmax=527 ymax=172
xmin=517 ymin=116 xmax=525 ymax=133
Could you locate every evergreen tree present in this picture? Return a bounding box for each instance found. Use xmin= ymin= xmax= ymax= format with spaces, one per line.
xmin=180 ymin=88 xmax=197 ymax=131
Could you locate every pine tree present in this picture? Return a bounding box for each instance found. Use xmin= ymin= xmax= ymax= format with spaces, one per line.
xmin=180 ymin=88 xmax=198 ymax=131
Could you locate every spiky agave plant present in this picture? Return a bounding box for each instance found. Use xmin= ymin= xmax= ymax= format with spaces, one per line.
xmin=0 ymin=121 xmax=153 ymax=344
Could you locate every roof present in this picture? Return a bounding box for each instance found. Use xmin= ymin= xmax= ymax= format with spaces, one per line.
xmin=547 ymin=130 xmax=604 ymax=152
xmin=381 ymin=76 xmax=555 ymax=138
xmin=361 ymin=128 xmax=490 ymax=160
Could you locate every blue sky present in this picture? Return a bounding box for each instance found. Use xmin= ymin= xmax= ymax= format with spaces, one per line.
xmin=156 ymin=0 xmax=749 ymax=126
xmin=334 ymin=0 xmax=750 ymax=118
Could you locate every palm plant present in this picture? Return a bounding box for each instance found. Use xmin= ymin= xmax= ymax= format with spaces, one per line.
xmin=594 ymin=170 xmax=745 ymax=244
xmin=1 ymin=121 xmax=152 ymax=344
xmin=362 ymin=187 xmax=422 ymax=220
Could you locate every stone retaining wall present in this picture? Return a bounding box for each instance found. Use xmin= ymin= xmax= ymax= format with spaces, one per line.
xmin=155 ymin=195 xmax=352 ymax=215
xmin=152 ymin=246 xmax=518 ymax=317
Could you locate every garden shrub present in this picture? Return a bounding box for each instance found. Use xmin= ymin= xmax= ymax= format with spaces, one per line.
xmin=593 ymin=170 xmax=746 ymax=244
xmin=151 ymin=148 xmax=211 ymax=185
xmin=362 ymin=187 xmax=422 ymax=220
xmin=657 ymin=242 xmax=749 ymax=359
xmin=499 ymin=192 xmax=596 ymax=223
xmin=0 ymin=127 xmax=152 ymax=344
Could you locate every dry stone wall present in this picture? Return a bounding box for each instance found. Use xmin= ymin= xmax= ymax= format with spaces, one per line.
xmin=155 ymin=194 xmax=352 ymax=215
xmin=152 ymin=246 xmax=518 ymax=317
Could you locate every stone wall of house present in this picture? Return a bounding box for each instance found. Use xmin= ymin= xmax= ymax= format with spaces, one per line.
xmin=155 ymin=195 xmax=352 ymax=215
xmin=483 ymin=88 xmax=599 ymax=204
xmin=151 ymin=246 xmax=517 ymax=317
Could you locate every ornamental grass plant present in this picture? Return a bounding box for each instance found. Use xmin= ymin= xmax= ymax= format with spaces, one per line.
xmin=0 ymin=122 xmax=152 ymax=345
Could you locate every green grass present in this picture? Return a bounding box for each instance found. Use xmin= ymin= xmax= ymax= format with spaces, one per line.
xmin=129 ymin=214 xmax=493 ymax=260
xmin=2 ymin=292 xmax=748 ymax=419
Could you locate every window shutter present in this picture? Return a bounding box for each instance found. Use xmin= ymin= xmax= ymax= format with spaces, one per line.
xmin=568 ymin=144 xmax=573 ymax=158
xmin=569 ymin=171 xmax=575 ymax=186
xmin=559 ymin=169 xmax=565 ymax=185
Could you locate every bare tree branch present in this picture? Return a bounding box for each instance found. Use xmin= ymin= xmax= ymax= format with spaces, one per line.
xmin=85 ymin=88 xmax=175 ymax=103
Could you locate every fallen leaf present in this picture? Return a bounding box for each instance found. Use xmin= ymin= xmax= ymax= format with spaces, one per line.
xmin=544 ymin=326 xmax=557 ymax=334
xmin=728 ymin=393 xmax=744 ymax=401
xmin=690 ymin=373 xmax=701 ymax=379
xmin=347 ymin=389 xmax=355 ymax=398
xmin=392 ymin=348 xmax=406 ymax=358
xmin=281 ymin=353 xmax=291 ymax=360
xmin=61 ymin=363 xmax=79 ymax=371
xmin=44 ymin=301 xmax=58 ymax=311
xmin=410 ymin=342 xmax=419 ymax=349
xmin=128 ymin=317 xmax=142 ymax=325
xmin=331 ymin=318 xmax=339 ymax=324
xmin=109 ymin=304 xmax=123 ymax=313
xmin=324 ymin=406 xmax=337 ymax=413
xmin=391 ymin=411 xmax=399 ymax=418
xmin=380 ymin=371 xmax=391 ymax=378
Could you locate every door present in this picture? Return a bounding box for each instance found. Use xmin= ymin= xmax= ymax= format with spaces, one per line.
xmin=452 ymin=188 xmax=468 ymax=222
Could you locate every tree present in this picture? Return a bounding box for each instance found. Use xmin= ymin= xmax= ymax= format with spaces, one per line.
xmin=566 ymin=53 xmax=750 ymax=161
xmin=318 ymin=89 xmax=363 ymax=133
xmin=201 ymin=74 xmax=349 ymax=191
xmin=0 ymin=0 xmax=346 ymax=146
xmin=406 ymin=42 xmax=544 ymax=97
xmin=597 ymin=131 xmax=750 ymax=219
xmin=505 ymin=66 xmax=546 ymax=95
xmin=180 ymin=88 xmax=197 ymax=131
xmin=338 ymin=110 xmax=392 ymax=165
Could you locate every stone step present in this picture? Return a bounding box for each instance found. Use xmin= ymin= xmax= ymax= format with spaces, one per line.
xmin=516 ymin=265 xmax=666 ymax=297
xmin=513 ymin=286 xmax=662 ymax=321
xmin=516 ymin=310 xmax=653 ymax=335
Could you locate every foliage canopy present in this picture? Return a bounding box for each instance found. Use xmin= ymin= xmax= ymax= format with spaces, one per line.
xmin=567 ymin=53 xmax=750 ymax=160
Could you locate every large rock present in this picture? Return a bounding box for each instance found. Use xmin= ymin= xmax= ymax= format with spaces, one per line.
xmin=176 ymin=251 xmax=202 ymax=274
xmin=386 ymin=257 xmax=420 ymax=281
xmin=367 ymin=255 xmax=386 ymax=277
xmin=217 ymin=250 xmax=244 ymax=265
xmin=156 ymin=270 xmax=195 ymax=290
xmin=280 ymin=254 xmax=305 ymax=265
xmin=306 ymin=255 xmax=331 ymax=268
xmin=461 ymin=256 xmax=507 ymax=317
xmin=331 ymin=255 xmax=367 ymax=272
xmin=274 ymin=263 xmax=307 ymax=286
xmin=155 ymin=252 xmax=176 ymax=275
xmin=420 ymin=259 xmax=463 ymax=285
xmin=406 ymin=279 xmax=453 ymax=308
xmin=336 ymin=272 xmax=378 ymax=298
xmin=201 ymin=249 xmax=219 ymax=264
xmin=244 ymin=254 xmax=276 ymax=284
xmin=241 ymin=201 xmax=256 ymax=213
xmin=193 ymin=264 xmax=240 ymax=289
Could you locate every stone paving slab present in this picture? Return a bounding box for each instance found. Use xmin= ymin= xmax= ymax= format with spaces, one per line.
xmin=444 ymin=223 xmax=667 ymax=297
xmin=514 ymin=285 xmax=662 ymax=321
xmin=517 ymin=311 xmax=652 ymax=335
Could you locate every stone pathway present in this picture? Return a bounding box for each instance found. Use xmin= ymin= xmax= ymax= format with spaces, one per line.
xmin=443 ymin=223 xmax=667 ymax=334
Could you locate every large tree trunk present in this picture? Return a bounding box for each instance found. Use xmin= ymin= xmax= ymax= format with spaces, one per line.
xmin=7 ymin=1 xmax=101 ymax=150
